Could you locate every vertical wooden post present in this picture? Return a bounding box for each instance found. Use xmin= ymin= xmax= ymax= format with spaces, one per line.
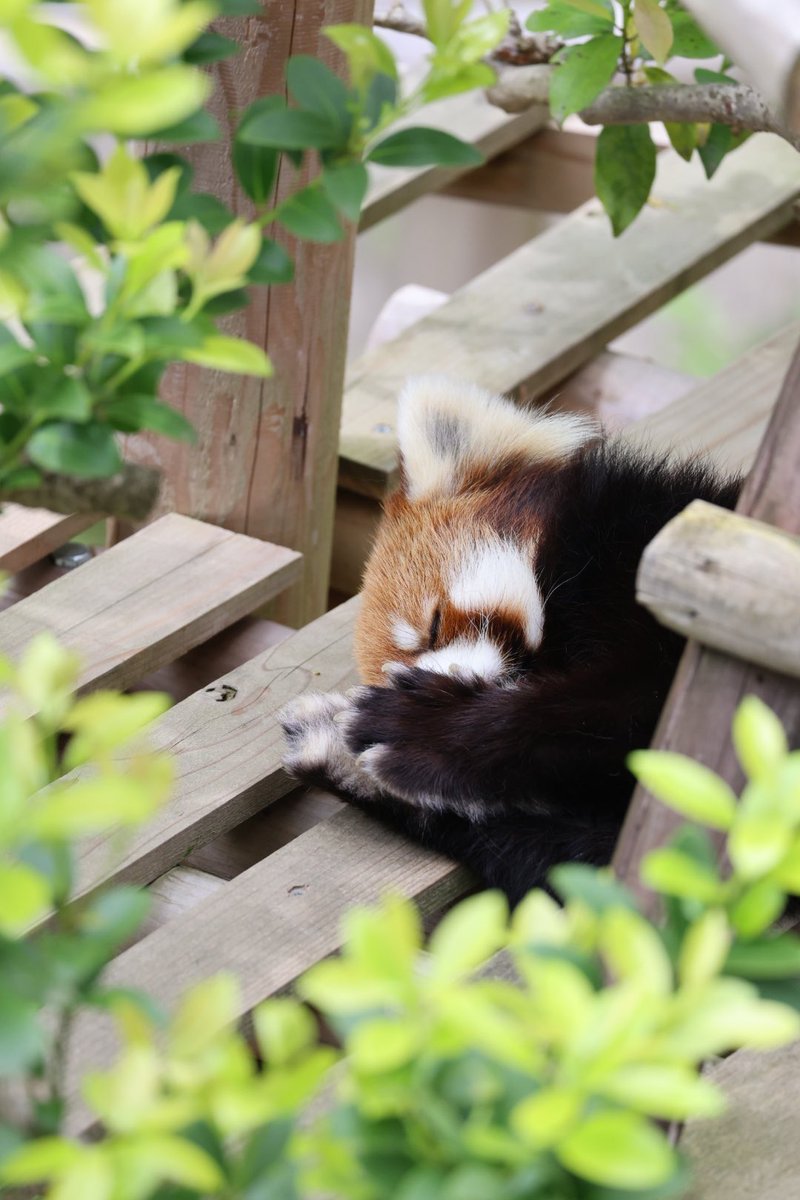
xmin=612 ymin=336 xmax=800 ymax=909
xmin=127 ymin=0 xmax=374 ymax=627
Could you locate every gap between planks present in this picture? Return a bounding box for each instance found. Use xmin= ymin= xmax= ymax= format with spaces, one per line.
xmin=0 ymin=506 xmax=100 ymax=574
xmin=340 ymin=135 xmax=800 ymax=498
xmin=0 ymin=513 xmax=301 ymax=717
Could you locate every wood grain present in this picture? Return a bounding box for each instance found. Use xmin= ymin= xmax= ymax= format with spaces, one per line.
xmin=138 ymin=866 xmax=225 ymax=940
xmin=123 ymin=0 xmax=374 ymax=628
xmin=0 ymin=513 xmax=301 ymax=716
xmin=70 ymin=597 xmax=360 ymax=906
xmin=339 ymin=135 xmax=800 ymax=499
xmin=361 ymin=95 xmax=550 ymax=230
xmin=65 ymin=805 xmax=471 ymax=1135
xmin=613 ymin=330 xmax=800 ymax=904
xmin=637 ymin=500 xmax=800 ymax=679
xmin=0 ymin=506 xmax=100 ymax=574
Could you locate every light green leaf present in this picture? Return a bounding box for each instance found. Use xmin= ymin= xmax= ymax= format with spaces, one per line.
xmin=63 ymin=690 xmax=171 ymax=766
xmin=448 ymin=10 xmax=510 ymax=63
xmin=511 ymin=1087 xmax=583 ymax=1148
xmin=182 ymin=334 xmax=273 ymax=376
xmin=169 ymin=973 xmax=239 ymax=1057
xmin=36 ymin=376 xmax=92 ymax=422
xmin=253 ymin=999 xmax=316 ymax=1067
xmin=122 ymin=1134 xmax=224 ymax=1190
xmin=669 ymin=11 xmax=720 ymax=58
xmin=420 ymin=62 xmax=495 ymax=105
xmin=733 ymin=695 xmax=788 ymax=782
xmin=600 ymin=1064 xmax=725 ymax=1120
xmin=729 ymin=815 xmax=792 ymax=882
xmin=550 ymin=34 xmax=622 ymax=123
xmin=628 ymin=749 xmax=737 ymax=830
xmin=30 ymin=777 xmax=162 ymax=839
xmin=348 ymin=1016 xmax=421 ymax=1074
xmin=678 ymin=909 xmax=731 ymax=988
xmin=595 ymin=123 xmax=657 ymax=236
xmin=558 ymin=1109 xmax=676 ymax=1189
xmin=527 ymin=1 xmax=614 ymax=36
xmin=634 ymin=0 xmax=674 ymax=64
xmin=563 ymin=0 xmax=614 ymax=16
xmin=324 ymin=23 xmax=398 ymax=88
xmin=76 ymin=67 xmax=211 ymax=137
xmin=641 ymin=847 xmax=722 ymax=902
xmin=730 ymin=880 xmax=786 ymax=939
xmin=600 ymin=907 xmax=673 ymax=994
xmin=0 ymin=862 xmax=50 ymax=937
xmin=423 ymin=0 xmax=472 ymax=48
xmin=512 ymin=888 xmax=568 ymax=946
xmin=1 ymin=1137 xmax=83 ymax=1184
xmin=428 ymin=890 xmax=508 ymax=980
xmin=725 ymin=935 xmax=800 ymax=981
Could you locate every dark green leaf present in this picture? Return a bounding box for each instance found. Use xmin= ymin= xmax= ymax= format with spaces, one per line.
xmin=18 ymin=842 xmax=72 ymax=908
xmin=215 ymin=0 xmax=260 ymax=13
xmin=669 ymin=11 xmax=721 ymax=58
xmin=80 ymin=321 xmax=146 ymax=361
xmin=550 ymin=34 xmax=623 ymax=123
xmin=725 ymin=935 xmax=800 ymax=981
xmin=595 ymin=123 xmax=657 ymax=236
xmin=286 ymin=55 xmax=352 ymax=138
xmin=79 ymin=885 xmax=150 ymax=945
xmin=277 ymin=186 xmax=342 ymax=242
xmin=0 ymin=341 xmax=34 ymax=376
xmin=527 ymin=1 xmax=615 ymax=37
xmin=102 ymin=395 xmax=196 ymax=441
xmin=697 ymin=123 xmax=732 ymax=179
xmin=202 ymin=287 xmax=251 ymax=314
xmin=550 ymin=862 xmax=638 ymax=913
xmin=367 ymin=126 xmax=482 ymax=167
xmin=0 ymin=466 xmax=42 ymax=490
xmin=322 ymin=161 xmax=368 ymax=221
xmin=27 ymin=420 xmax=123 ymax=478
xmin=85 ymin=985 xmax=166 ymax=1027
xmin=239 ymin=107 xmax=343 ymax=150
xmin=142 ymin=152 xmax=194 ymax=197
xmin=35 ymin=375 xmax=92 ymax=421
xmin=170 ymin=192 xmax=235 ymax=235
xmin=150 ymin=109 xmax=221 ymax=144
xmin=184 ymin=31 xmax=239 ymax=64
xmin=0 ymin=993 xmax=44 ymax=1074
xmin=235 ymin=97 xmax=284 ymax=204
xmin=694 ymin=68 xmax=739 ymax=86
xmin=140 ymin=315 xmax=206 ymax=358
xmin=248 ymin=238 xmax=294 ymax=284
xmin=236 ymin=1119 xmax=294 ymax=1188
xmin=25 ymin=320 xmax=80 ymax=363
xmin=363 ymin=71 xmax=398 ymax=130
xmin=664 ymin=122 xmax=697 ymax=161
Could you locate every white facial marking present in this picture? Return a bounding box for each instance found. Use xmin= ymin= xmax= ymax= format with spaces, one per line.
xmin=391 ymin=615 xmax=423 ymax=652
xmin=416 ymin=635 xmax=505 ymax=682
xmin=449 ymin=537 xmax=545 ymax=649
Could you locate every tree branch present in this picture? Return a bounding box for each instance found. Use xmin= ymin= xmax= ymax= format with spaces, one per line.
xmin=0 ymin=462 xmax=161 ymax=521
xmin=487 ymin=67 xmax=800 ymax=151
xmin=374 ymin=10 xmax=426 ymax=38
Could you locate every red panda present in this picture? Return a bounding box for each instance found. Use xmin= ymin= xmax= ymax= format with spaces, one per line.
xmin=280 ymin=377 xmax=740 ymax=903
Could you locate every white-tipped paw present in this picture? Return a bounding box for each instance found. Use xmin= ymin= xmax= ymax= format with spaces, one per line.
xmin=278 ymin=690 xmax=382 ymax=801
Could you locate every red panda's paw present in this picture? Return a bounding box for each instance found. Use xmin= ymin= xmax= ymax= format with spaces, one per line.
xmin=278 ymin=690 xmax=382 ymax=801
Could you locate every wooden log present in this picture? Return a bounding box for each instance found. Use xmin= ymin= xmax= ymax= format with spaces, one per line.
xmin=613 ymin=330 xmax=800 ymax=907
xmin=0 ymin=506 xmax=99 ymax=574
xmin=682 ymin=1 xmax=800 ymax=131
xmin=0 ymin=513 xmax=301 ymax=716
xmin=443 ymin=127 xmax=598 ymax=214
xmin=65 ymin=805 xmax=471 ymax=1135
xmin=637 ymin=500 xmax=800 ymax=679
xmin=339 ymin=135 xmax=800 ymax=499
xmin=362 ymin=97 xmax=550 ymax=229
xmin=124 ymin=0 xmax=374 ymax=628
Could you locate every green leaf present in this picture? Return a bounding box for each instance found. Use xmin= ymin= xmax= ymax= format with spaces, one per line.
xmin=170 ymin=973 xmax=239 ymax=1057
xmin=286 ymin=55 xmax=352 ymax=138
xmin=558 ymin=1110 xmax=676 ymax=1189
xmin=151 ymin=108 xmax=221 ymax=143
xmin=324 ymin=23 xmax=398 ymax=88
xmin=367 ymin=127 xmax=482 ymax=167
xmin=664 ymin=121 xmax=698 ymax=162
xmin=27 ymin=420 xmax=121 ymax=478
xmin=423 ymin=0 xmax=473 ymax=48
xmin=0 ymin=340 xmax=34 ymax=376
xmin=550 ymin=35 xmax=622 ymax=123
xmin=30 ymin=777 xmax=163 ymax=838
xmin=599 ymin=1064 xmax=725 ymax=1120
xmin=184 ymin=31 xmax=239 ymax=64
xmin=627 ymin=749 xmax=737 ymax=830
xmin=729 ymin=815 xmax=792 ymax=882
xmin=79 ymin=886 xmax=151 ymax=946
xmin=36 ymin=376 xmax=92 ymax=421
xmin=550 ymin=863 xmax=638 ymax=912
xmin=170 ymin=191 xmax=234 ymax=235
xmin=321 ymin=162 xmax=368 ymax=221
xmin=641 ymin=848 xmax=722 ymax=902
xmin=101 ymin=395 xmax=196 ymax=441
xmin=248 ymin=238 xmax=294 ymax=285
xmin=348 ymin=1015 xmax=421 ymax=1074
xmin=235 ymin=99 xmax=281 ymax=204
xmin=77 ymin=67 xmax=211 ymax=137
xmin=277 ymin=186 xmax=342 ymax=243
xmin=511 ymin=1087 xmax=583 ymax=1149
xmin=253 ymin=998 xmax=316 ymax=1066
xmin=448 ymin=10 xmax=510 ymax=63
xmin=678 ymin=908 xmax=731 ymax=988
xmin=0 ymin=992 xmax=44 ymax=1073
xmin=182 ymin=334 xmax=273 ymax=376
xmin=697 ymin=124 xmax=733 ymax=180
xmin=420 ymin=62 xmax=495 ymax=105
xmin=0 ymin=862 xmax=51 ymax=937
xmin=669 ymin=11 xmax=721 ymax=58
xmin=428 ymin=890 xmax=508 ymax=980
xmin=595 ymin=123 xmax=657 ymax=236
xmin=527 ymin=2 xmax=614 ymax=35
xmin=238 ymin=107 xmax=343 ymax=150
xmin=725 ymin=935 xmax=800 ymax=981
xmin=733 ymin=696 xmax=788 ymax=782
xmin=1 ymin=1137 xmax=84 ymax=1184
xmin=363 ymin=70 xmax=398 ymax=128
xmin=600 ymin=907 xmax=673 ymax=994
xmin=634 ymin=0 xmax=674 ymax=64
xmin=730 ymin=880 xmax=786 ymax=939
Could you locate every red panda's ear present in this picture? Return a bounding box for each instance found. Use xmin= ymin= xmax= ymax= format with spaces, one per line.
xmin=397 ymin=376 xmax=596 ymax=501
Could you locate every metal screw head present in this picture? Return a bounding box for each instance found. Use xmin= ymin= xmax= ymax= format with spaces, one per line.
xmin=50 ymin=543 xmax=93 ymax=569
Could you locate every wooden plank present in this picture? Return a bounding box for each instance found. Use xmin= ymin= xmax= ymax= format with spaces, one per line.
xmin=122 ymin=0 xmax=374 ymax=629
xmin=69 ymin=597 xmax=360 ymax=907
xmin=361 ymin=96 xmax=550 ymax=231
xmin=613 ymin=330 xmax=800 ymax=908
xmin=683 ymin=1040 xmax=800 ymax=1200
xmin=137 ymin=866 xmax=225 ymax=940
xmin=339 ymin=135 xmax=800 ymax=499
xmin=637 ymin=500 xmax=800 ymax=679
xmin=624 ymin=320 xmax=800 ymax=474
xmin=0 ymin=506 xmax=99 ymax=574
xmin=444 ymin=127 xmax=598 ymax=214
xmin=66 ymin=805 xmax=471 ymax=1135
xmin=0 ymin=513 xmax=301 ymax=715
xmin=331 ymin=487 xmax=382 ymax=597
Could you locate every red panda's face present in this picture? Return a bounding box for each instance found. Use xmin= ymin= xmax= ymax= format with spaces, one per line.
xmin=355 ymin=378 xmax=597 ymax=685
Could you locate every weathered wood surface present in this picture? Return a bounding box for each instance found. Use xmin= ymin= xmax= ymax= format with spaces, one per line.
xmin=637 ymin=500 xmax=800 ymax=679
xmin=683 ymin=1040 xmax=800 ymax=1200
xmin=444 ymin=127 xmax=598 ymax=213
xmin=613 ymin=331 xmax=800 ymax=905
xmin=0 ymin=514 xmax=301 ymax=716
xmin=124 ymin=0 xmax=373 ymax=628
xmin=551 ymin=349 xmax=695 ymax=428
xmin=66 ymin=805 xmax=470 ymax=1135
xmin=0 ymin=506 xmax=99 ymax=574
xmin=70 ymin=597 xmax=360 ymax=906
xmin=683 ymin=0 xmax=800 ymax=130
xmin=362 ymin=96 xmax=550 ymax=230
xmin=137 ymin=866 xmax=225 ymax=941
xmin=339 ymin=136 xmax=800 ymax=499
